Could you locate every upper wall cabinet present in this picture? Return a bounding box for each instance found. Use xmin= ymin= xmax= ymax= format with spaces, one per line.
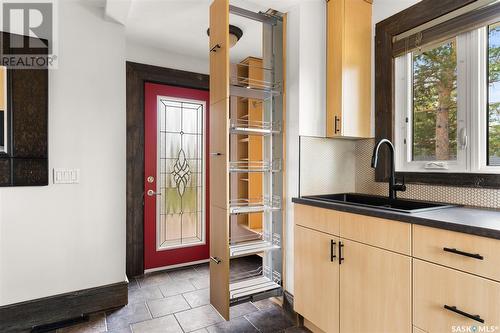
xmin=326 ymin=0 xmax=372 ymax=138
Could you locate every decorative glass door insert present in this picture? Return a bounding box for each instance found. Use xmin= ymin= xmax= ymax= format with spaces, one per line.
xmin=157 ymin=97 xmax=206 ymax=250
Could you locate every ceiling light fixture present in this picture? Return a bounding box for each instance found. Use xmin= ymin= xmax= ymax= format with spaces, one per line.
xmin=207 ymin=25 xmax=243 ymax=48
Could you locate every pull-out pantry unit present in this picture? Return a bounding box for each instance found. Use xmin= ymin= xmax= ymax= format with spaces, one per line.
xmin=208 ymin=0 xmax=286 ymax=320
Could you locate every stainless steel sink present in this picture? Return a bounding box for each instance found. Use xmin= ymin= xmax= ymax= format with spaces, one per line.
xmin=303 ymin=193 xmax=456 ymax=213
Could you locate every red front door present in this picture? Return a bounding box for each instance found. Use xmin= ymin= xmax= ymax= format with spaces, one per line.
xmin=144 ymin=82 xmax=210 ymax=270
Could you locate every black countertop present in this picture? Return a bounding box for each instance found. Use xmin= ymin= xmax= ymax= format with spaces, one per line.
xmin=292 ymin=196 xmax=500 ymax=240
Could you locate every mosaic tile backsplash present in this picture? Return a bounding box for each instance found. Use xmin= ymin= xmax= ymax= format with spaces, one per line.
xmin=355 ymin=139 xmax=500 ymax=209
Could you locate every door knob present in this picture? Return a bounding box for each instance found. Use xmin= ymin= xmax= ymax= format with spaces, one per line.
xmin=147 ymin=190 xmax=161 ymax=197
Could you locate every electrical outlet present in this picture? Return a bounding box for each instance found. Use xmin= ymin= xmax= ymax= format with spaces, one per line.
xmin=53 ymin=168 xmax=80 ymax=184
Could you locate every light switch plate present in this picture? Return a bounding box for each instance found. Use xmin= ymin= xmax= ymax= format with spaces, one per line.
xmin=53 ymin=168 xmax=80 ymax=184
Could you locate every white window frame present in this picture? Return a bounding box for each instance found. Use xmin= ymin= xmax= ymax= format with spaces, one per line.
xmin=474 ymin=26 xmax=500 ymax=173
xmin=395 ymin=25 xmax=500 ymax=174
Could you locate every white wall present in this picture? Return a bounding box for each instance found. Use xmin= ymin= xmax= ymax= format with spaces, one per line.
xmin=297 ymin=1 xmax=326 ymax=138
xmin=372 ymin=0 xmax=421 ymax=24
xmin=0 ymin=1 xmax=127 ymax=305
xmin=285 ymin=0 xmax=342 ymax=294
xmin=126 ymin=40 xmax=209 ymax=75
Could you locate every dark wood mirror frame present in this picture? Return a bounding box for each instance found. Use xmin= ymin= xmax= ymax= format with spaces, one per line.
xmin=0 ymin=32 xmax=49 ymax=187
xmin=375 ymin=0 xmax=500 ymax=188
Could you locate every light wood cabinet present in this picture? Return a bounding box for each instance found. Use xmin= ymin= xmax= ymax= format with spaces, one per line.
xmin=294 ymin=203 xmax=500 ymax=333
xmin=294 ymin=204 xmax=411 ymax=333
xmin=414 ymin=259 xmax=500 ymax=333
xmin=340 ymin=212 xmax=411 ymax=255
xmin=295 ymin=225 xmax=340 ymax=333
xmin=209 ymin=0 xmax=230 ymax=320
xmin=413 ymin=327 xmax=426 ymax=333
xmin=340 ymin=238 xmax=411 ymax=333
xmin=413 ymin=224 xmax=500 ymax=282
xmin=295 ymin=203 xmax=341 ymax=236
xmin=326 ymin=0 xmax=372 ymax=138
xmin=232 ymin=57 xmax=264 ymax=232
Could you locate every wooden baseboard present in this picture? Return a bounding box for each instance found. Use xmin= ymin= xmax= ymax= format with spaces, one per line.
xmin=0 ymin=281 xmax=128 ymax=333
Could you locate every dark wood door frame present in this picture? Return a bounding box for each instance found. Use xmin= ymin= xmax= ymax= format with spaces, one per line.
xmin=126 ymin=61 xmax=209 ymax=277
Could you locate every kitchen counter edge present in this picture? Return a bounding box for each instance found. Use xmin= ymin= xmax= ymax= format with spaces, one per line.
xmin=292 ymin=197 xmax=500 ymax=240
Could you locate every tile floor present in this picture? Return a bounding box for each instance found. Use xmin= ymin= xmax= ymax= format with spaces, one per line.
xmin=55 ymin=262 xmax=309 ymax=333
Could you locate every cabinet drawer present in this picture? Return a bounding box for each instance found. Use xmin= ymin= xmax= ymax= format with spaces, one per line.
xmin=414 ymin=259 xmax=500 ymax=333
xmin=413 ymin=225 xmax=500 ymax=281
xmin=340 ymin=212 xmax=411 ymax=255
xmin=294 ymin=204 xmax=340 ymax=236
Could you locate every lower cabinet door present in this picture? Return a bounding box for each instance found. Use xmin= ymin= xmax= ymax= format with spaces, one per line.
xmin=339 ymin=239 xmax=412 ymax=333
xmin=294 ymin=225 xmax=340 ymax=333
xmin=414 ymin=259 xmax=500 ymax=333
xmin=209 ymin=206 xmax=230 ymax=320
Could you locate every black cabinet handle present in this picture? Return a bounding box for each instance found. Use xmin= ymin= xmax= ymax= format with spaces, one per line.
xmin=331 ymin=240 xmax=336 ymax=262
xmin=443 ymin=247 xmax=484 ymax=260
xmin=334 ymin=116 xmax=340 ymax=134
xmin=210 ymin=44 xmax=221 ymax=52
xmin=444 ymin=305 xmax=484 ymax=323
xmin=339 ymin=241 xmax=344 ymax=264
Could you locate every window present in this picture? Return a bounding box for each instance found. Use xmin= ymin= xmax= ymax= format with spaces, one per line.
xmin=157 ymin=97 xmax=206 ymax=250
xmin=395 ymin=20 xmax=500 ymax=173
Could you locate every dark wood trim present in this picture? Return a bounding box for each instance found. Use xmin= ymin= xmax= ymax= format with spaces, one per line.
xmin=375 ymin=0 xmax=486 ymax=185
xmin=393 ymin=2 xmax=500 ymax=56
xmin=126 ymin=61 xmax=209 ymax=277
xmin=0 ymin=281 xmax=128 ymax=333
xmin=375 ymin=0 xmax=477 ymax=34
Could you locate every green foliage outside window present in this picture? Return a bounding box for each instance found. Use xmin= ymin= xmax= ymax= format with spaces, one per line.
xmin=488 ymin=23 xmax=500 ymax=165
xmin=412 ymin=40 xmax=457 ymax=161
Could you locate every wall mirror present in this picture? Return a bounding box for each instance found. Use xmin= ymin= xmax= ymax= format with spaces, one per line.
xmin=0 ymin=66 xmax=6 ymax=154
xmin=375 ymin=0 xmax=500 ymax=188
xmin=0 ymin=32 xmax=49 ymax=186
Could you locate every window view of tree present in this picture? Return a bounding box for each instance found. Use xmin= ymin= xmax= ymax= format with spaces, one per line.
xmin=412 ymin=40 xmax=457 ymax=161
xmin=488 ymin=22 xmax=500 ymax=166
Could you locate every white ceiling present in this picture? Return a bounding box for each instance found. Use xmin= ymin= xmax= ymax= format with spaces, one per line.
xmin=124 ymin=0 xmax=302 ymax=63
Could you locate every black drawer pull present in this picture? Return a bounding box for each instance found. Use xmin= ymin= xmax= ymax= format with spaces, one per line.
xmin=443 ymin=247 xmax=484 ymax=260
xmin=444 ymin=305 xmax=484 ymax=323
xmin=339 ymin=241 xmax=344 ymax=264
xmin=210 ymin=44 xmax=221 ymax=52
xmin=331 ymin=240 xmax=336 ymax=262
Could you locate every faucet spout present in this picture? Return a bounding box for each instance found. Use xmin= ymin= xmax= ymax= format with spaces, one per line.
xmin=371 ymin=139 xmax=406 ymax=201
